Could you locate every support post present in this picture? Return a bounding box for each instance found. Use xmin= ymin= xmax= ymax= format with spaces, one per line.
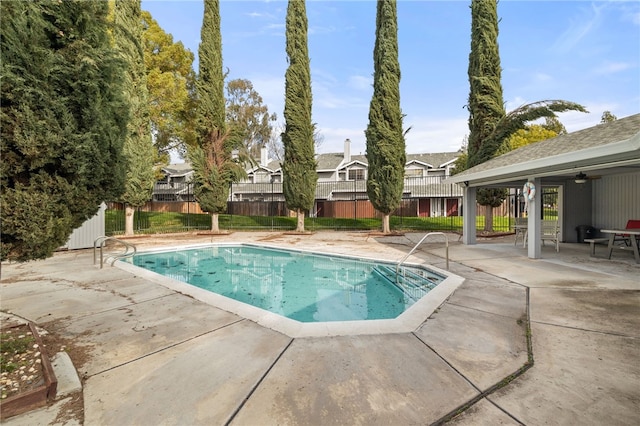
xmin=462 ymin=186 xmax=477 ymax=245
xmin=527 ymin=177 xmax=542 ymax=259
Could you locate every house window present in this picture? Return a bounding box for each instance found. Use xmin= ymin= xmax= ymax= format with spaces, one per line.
xmin=255 ymin=171 xmax=270 ymax=183
xmin=405 ymin=169 xmax=422 ymax=179
xmin=348 ymin=169 xmax=365 ymax=181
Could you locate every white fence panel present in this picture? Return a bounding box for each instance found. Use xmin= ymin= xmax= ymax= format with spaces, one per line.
xmin=66 ymin=203 xmax=106 ymax=250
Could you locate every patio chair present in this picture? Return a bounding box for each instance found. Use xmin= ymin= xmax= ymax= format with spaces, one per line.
xmin=541 ymin=220 xmax=560 ymax=252
xmin=514 ymin=217 xmax=527 ymax=247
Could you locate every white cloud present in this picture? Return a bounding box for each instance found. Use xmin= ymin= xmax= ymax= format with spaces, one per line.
xmin=594 ymin=61 xmax=633 ymax=75
xmin=348 ymin=75 xmax=372 ymax=91
xmin=309 ymin=25 xmax=338 ymax=36
xmin=312 ymin=69 xmax=370 ymax=110
xmin=315 ymin=91 xmax=369 ymax=110
xmin=404 ymin=117 xmax=469 ymax=154
xmin=316 ymin=127 xmax=367 ymax=155
xmin=245 ymin=75 xmax=286 ymax=118
xmin=551 ymin=2 xmax=607 ymax=53
xmin=558 ymin=110 xmax=601 ymax=132
xmin=618 ymin=2 xmax=640 ymax=25
xmin=265 ymin=23 xmax=285 ymax=31
xmin=533 ymin=72 xmax=553 ymax=83
xmin=317 ymin=117 xmax=469 ymax=156
xmin=312 ymin=68 xmax=338 ymax=86
xmin=505 ymin=96 xmax=529 ymax=111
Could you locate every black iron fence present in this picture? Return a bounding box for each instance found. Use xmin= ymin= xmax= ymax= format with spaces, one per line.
xmin=106 ymin=180 xmax=558 ymax=236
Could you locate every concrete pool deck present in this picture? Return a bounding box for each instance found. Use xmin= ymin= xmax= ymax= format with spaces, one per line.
xmin=1 ymin=231 xmax=638 ymax=425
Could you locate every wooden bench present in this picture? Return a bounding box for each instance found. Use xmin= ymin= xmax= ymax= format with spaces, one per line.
xmin=584 ymin=238 xmax=609 ymax=256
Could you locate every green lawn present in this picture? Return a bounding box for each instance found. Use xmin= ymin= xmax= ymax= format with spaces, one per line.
xmin=106 ymin=209 xmax=516 ymax=235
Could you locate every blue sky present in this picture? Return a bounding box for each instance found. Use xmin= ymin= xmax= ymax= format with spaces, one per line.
xmin=141 ymin=0 xmax=640 ymax=156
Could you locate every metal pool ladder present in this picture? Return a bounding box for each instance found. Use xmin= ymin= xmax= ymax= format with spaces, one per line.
xmin=396 ymin=232 xmax=449 ymax=282
xmin=93 ymin=236 xmax=137 ymax=268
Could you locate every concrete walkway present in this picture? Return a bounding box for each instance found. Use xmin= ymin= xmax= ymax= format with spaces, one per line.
xmin=1 ymin=232 xmax=638 ymax=425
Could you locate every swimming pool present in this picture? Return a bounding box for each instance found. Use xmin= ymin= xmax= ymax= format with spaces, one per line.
xmin=119 ymin=243 xmax=464 ymax=337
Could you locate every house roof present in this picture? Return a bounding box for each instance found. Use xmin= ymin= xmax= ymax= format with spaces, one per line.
xmin=316 ymin=153 xmax=345 ymax=170
xmin=445 ymin=113 xmax=640 ymax=187
xmin=315 ymin=151 xmax=460 ymax=171
xmin=405 ymin=152 xmax=460 ymax=168
xmin=247 ymin=160 xmax=282 ymax=174
xmin=162 ymin=163 xmax=193 ymax=177
xmin=162 ymin=151 xmax=461 ymax=177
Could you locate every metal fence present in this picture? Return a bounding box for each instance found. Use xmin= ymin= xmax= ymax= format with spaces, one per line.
xmin=106 ymin=180 xmax=558 ymax=236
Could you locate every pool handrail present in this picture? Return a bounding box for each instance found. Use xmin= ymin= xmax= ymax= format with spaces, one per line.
xmin=93 ymin=236 xmax=137 ymax=268
xmin=396 ymin=232 xmax=449 ymax=281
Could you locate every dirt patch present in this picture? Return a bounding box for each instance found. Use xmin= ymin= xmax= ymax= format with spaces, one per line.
xmin=477 ymin=231 xmax=514 ymax=238
xmin=52 ymin=393 xmax=84 ymax=425
xmin=40 ymin=322 xmax=94 ymax=381
xmin=257 ymin=233 xmax=287 ymax=242
xmin=368 ymin=231 xmax=405 ymax=237
xmin=113 ymin=235 xmax=152 ymax=241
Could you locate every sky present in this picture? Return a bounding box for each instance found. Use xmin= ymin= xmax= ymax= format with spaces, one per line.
xmin=141 ymin=0 xmax=640 ymax=157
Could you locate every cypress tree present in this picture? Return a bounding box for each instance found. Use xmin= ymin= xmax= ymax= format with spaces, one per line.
xmin=1 ymin=0 xmax=127 ymax=261
xmin=365 ymin=0 xmax=405 ymax=234
xmin=282 ymin=0 xmax=316 ymax=233
xmin=465 ymin=0 xmax=586 ymax=231
xmin=114 ymin=0 xmax=157 ymax=236
xmin=190 ymin=0 xmax=246 ymax=233
xmin=467 ymin=0 xmax=505 ymax=170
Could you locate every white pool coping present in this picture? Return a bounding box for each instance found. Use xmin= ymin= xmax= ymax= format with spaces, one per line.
xmin=115 ymin=243 xmax=465 ymax=338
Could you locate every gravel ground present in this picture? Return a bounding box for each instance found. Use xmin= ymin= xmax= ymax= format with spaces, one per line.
xmin=0 ymin=315 xmax=45 ymax=401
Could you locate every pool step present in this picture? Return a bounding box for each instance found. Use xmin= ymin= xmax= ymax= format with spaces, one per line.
xmin=373 ymin=265 xmax=440 ymax=300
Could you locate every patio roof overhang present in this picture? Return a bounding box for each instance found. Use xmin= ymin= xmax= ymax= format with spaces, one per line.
xmin=444 ymin=127 xmax=640 ymax=188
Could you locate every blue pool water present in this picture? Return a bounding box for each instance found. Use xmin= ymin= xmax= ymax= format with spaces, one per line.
xmin=129 ymin=245 xmax=444 ymax=323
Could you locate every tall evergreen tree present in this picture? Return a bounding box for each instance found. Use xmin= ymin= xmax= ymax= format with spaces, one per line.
xmin=466 ymin=0 xmax=504 ymax=170
xmin=190 ymin=0 xmax=246 ymax=233
xmin=465 ymin=0 xmax=586 ymax=231
xmin=365 ymin=0 xmax=405 ymax=234
xmin=114 ymin=0 xmax=157 ymax=236
xmin=282 ymin=0 xmax=316 ymax=233
xmin=1 ymin=0 xmax=127 ymax=261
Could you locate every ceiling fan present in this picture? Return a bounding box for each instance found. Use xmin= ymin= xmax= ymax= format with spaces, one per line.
xmin=574 ymin=172 xmax=601 ymax=183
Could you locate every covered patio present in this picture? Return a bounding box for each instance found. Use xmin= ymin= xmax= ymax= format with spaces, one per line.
xmin=446 ymin=113 xmax=640 ymax=260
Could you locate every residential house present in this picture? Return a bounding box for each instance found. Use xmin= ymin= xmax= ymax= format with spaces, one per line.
xmin=152 ymin=163 xmax=195 ymax=202
xmin=153 ymin=139 xmax=463 ymax=218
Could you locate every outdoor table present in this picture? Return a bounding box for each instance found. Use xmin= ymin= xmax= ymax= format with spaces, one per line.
xmin=601 ymin=229 xmax=640 ymax=264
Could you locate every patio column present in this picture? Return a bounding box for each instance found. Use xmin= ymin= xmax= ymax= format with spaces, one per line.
xmin=527 ymin=177 xmax=542 ymax=259
xmin=462 ymin=186 xmax=476 ymax=245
